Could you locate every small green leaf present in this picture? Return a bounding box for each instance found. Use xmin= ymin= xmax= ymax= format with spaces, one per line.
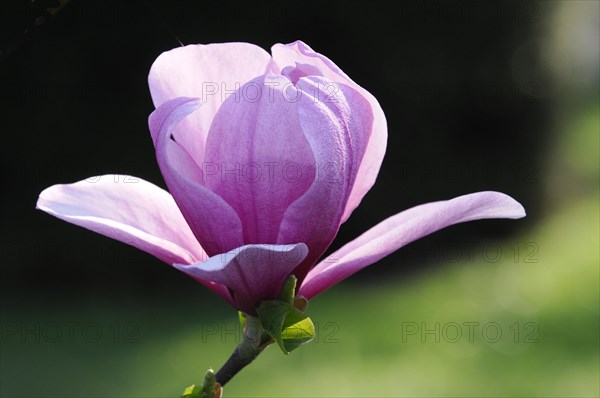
xmin=256 ymin=300 xmax=315 ymax=354
xmin=256 ymin=300 xmax=289 ymax=350
xmin=181 ymin=384 xmax=201 ymax=397
xmin=281 ymin=307 xmax=315 ymax=353
xmin=238 ymin=311 xmax=247 ymax=329
xmin=278 ymin=275 xmax=297 ymax=305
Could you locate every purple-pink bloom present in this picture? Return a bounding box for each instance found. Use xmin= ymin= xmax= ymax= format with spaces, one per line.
xmin=37 ymin=41 xmax=525 ymax=314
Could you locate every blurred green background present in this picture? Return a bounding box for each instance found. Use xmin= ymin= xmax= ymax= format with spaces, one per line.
xmin=1 ymin=1 xmax=598 ymax=397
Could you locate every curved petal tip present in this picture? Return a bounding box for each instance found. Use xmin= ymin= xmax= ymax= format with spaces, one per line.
xmin=174 ymin=243 xmax=309 ymax=314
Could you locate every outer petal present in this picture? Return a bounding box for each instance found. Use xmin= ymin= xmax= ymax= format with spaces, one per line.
xmin=299 ymin=192 xmax=526 ymax=299
xmin=277 ymin=76 xmax=372 ymax=283
xmin=174 ymin=243 xmax=309 ymax=314
xmin=271 ymin=40 xmax=387 ymax=223
xmin=36 ymin=175 xmax=205 ymax=265
xmin=149 ymin=43 xmax=272 ymax=165
xmin=149 ymin=97 xmax=244 ymax=256
xmin=203 ymin=75 xmax=315 ymax=244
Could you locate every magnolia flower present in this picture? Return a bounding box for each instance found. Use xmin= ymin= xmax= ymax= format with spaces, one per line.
xmin=37 ymin=41 xmax=525 ymax=315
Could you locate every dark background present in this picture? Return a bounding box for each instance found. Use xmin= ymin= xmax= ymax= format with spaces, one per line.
xmin=1 ymin=0 xmax=547 ymax=297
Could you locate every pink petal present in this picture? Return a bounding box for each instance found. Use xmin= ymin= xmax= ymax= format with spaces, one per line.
xmin=271 ymin=40 xmax=387 ymax=223
xmin=203 ymin=74 xmax=315 ymax=244
xmin=148 ymin=43 xmax=272 ymax=166
xmin=37 ymin=175 xmax=205 ymax=264
xmin=37 ymin=175 xmax=233 ymax=303
xmin=277 ymin=76 xmax=372 ymax=282
xmin=149 ymin=97 xmax=244 ymax=256
xmin=299 ymin=191 xmax=526 ymax=299
xmin=174 ymin=243 xmax=309 ymax=314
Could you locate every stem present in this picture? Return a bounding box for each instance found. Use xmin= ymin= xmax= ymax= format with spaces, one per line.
xmin=214 ymin=343 xmax=264 ymax=386
xmin=214 ymin=315 xmax=271 ymax=386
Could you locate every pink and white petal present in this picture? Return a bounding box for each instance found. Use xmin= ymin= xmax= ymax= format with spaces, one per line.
xmin=36 ymin=175 xmax=205 ymax=265
xmin=277 ymin=76 xmax=370 ymax=282
xmin=174 ymin=243 xmax=309 ymax=314
xmin=270 ymin=41 xmax=352 ymax=82
xmin=203 ymin=74 xmax=315 ymax=244
xmin=271 ymin=41 xmax=387 ymax=222
xmin=149 ymin=43 xmax=272 ymax=165
xmin=300 ymin=76 xmax=373 ymax=206
xmin=149 ymin=97 xmax=244 ymax=256
xmin=299 ymin=191 xmax=526 ymax=299
xmin=342 ymin=99 xmax=386 ymax=222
